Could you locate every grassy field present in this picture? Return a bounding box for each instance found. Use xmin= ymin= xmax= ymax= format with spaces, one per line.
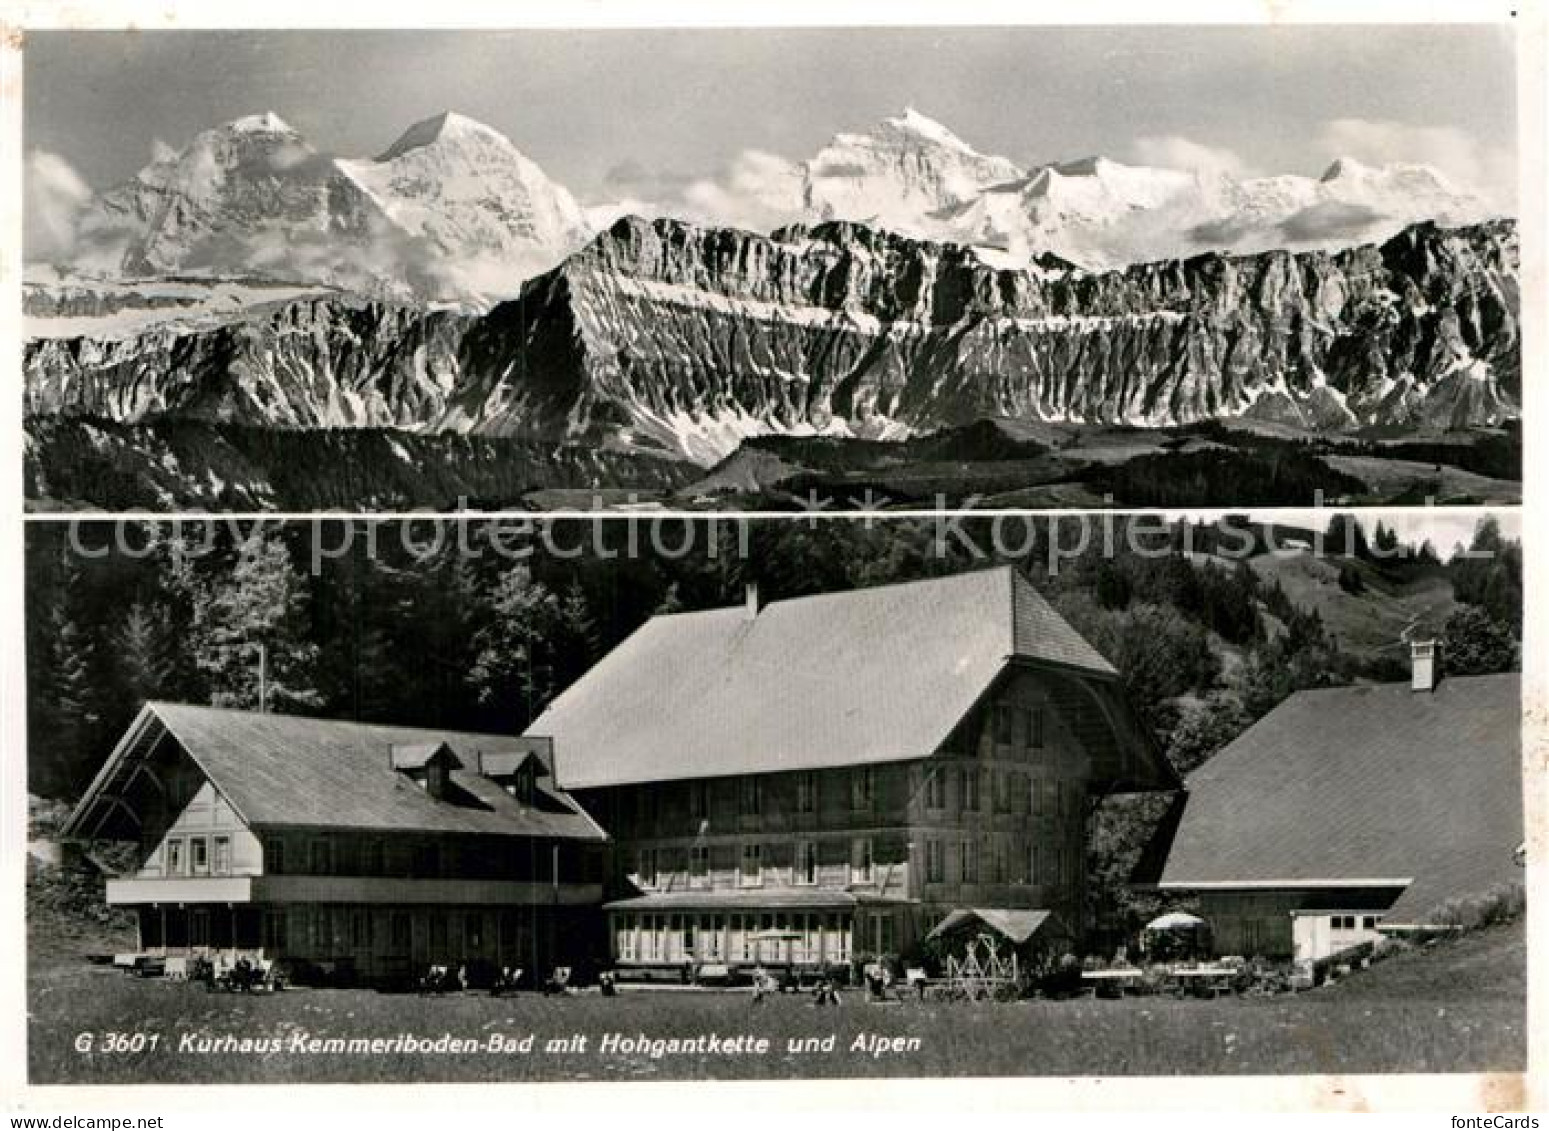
xmin=1246 ymin=549 xmax=1460 ymax=658
xmin=28 ymin=920 xmax=1524 ymax=1085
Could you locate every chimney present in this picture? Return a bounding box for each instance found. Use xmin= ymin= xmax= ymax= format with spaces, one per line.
xmin=1411 ymin=638 xmax=1439 ymax=693
xmin=745 ymin=581 xmax=761 ymax=620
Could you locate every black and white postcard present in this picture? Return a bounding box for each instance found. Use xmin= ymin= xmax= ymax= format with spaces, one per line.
xmin=1 ymin=2 xmax=1541 ymax=1122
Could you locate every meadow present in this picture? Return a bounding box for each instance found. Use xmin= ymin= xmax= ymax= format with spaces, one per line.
xmin=28 ymin=920 xmax=1524 ymax=1085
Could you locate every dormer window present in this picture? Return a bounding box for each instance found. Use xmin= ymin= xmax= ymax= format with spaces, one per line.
xmin=390 ymin=741 xmax=463 ymax=801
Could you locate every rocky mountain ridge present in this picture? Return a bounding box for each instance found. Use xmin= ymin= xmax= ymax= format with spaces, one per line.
xmin=25 ymin=215 xmax=1519 ymax=464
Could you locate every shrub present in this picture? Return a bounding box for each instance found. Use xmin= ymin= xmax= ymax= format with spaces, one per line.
xmin=1424 ymin=882 xmax=1525 ymax=933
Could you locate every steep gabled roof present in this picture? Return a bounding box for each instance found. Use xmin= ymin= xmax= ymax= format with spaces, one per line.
xmin=64 ymin=703 xmax=606 ymax=842
xmin=526 ymin=566 xmax=1160 ymax=791
xmin=1153 ymin=673 xmax=1522 ymax=924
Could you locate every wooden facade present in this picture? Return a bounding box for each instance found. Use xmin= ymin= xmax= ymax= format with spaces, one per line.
xmin=72 ymin=706 xmax=607 ymax=984
xmin=580 ymin=669 xmax=1094 ymax=973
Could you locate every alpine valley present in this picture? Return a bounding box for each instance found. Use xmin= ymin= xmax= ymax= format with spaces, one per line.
xmin=23 ymin=109 xmax=1521 ymax=511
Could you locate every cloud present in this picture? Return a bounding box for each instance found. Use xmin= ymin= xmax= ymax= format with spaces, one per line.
xmin=1315 ymin=118 xmax=1515 ymax=212
xmin=590 ymin=149 xmax=806 ymax=234
xmin=1276 ymin=199 xmax=1387 ymax=243
xmin=1129 ymin=135 xmax=1255 ymax=179
xmin=678 ymin=149 xmax=805 ymax=231
xmin=24 ymin=149 xmax=94 ymax=262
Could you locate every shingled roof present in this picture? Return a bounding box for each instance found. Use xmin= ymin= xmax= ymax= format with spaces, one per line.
xmin=65 ymin=703 xmax=606 ymax=842
xmin=1153 ymin=673 xmax=1522 ymax=925
xmin=526 ymin=566 xmax=1167 ymax=791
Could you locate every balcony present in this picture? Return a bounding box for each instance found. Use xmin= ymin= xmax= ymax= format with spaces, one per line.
xmin=106 ymin=874 xmax=603 ymax=907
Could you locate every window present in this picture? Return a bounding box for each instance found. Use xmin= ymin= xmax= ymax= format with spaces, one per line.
xmin=739 ymin=844 xmax=763 ymax=887
xmin=1027 ymin=842 xmax=1040 ymax=885
xmin=352 ymin=910 xmax=371 ymax=949
xmin=165 ymin=838 xmax=184 ymax=876
xmin=992 ymin=838 xmax=1008 ymax=883
xmin=1030 ymin=707 xmax=1046 ymax=750
xmin=637 ymin=847 xmax=658 ymax=887
xmin=995 ymin=770 xmax=1013 ymax=813
xmin=850 ymin=838 xmax=874 ymax=884
xmin=360 ymin=840 xmax=383 ymax=876
xmin=960 ymin=767 xmax=980 ymax=812
xmin=262 ymin=838 xmax=283 ymax=875
xmin=925 ymin=840 xmax=944 ymax=883
xmin=850 ymin=767 xmax=874 ymax=811
xmin=509 ymin=762 xmax=534 ymax=804
xmin=190 ymin=837 xmax=209 ymax=876
xmin=263 ymin=910 xmax=287 ymax=952
xmin=311 ymin=838 xmax=332 ymax=876
xmin=1051 ymin=847 xmax=1065 ymax=888
xmin=212 ymin=836 xmax=230 ymax=876
xmin=1363 ymin=916 xmax=1379 ymax=931
xmin=739 ymin=776 xmax=762 ymax=817
xmin=689 ymin=844 xmax=710 ymax=883
xmin=796 ymin=841 xmax=818 ymax=885
xmin=688 ymin=781 xmax=708 ymax=820
xmin=925 ymin=766 xmax=946 ymax=810
xmin=960 ymin=840 xmax=978 ymax=884
xmin=390 ymin=912 xmax=411 ymax=952
xmin=411 ymin=843 xmax=439 ymax=878
xmin=429 ymin=913 xmax=448 ymax=954
xmin=1333 ymin=915 xmax=1357 ymax=931
xmin=993 ymin=704 xmax=1014 ymax=746
xmin=871 ymin=911 xmax=895 ymax=956
xmin=797 ymin=771 xmax=818 ymax=814
xmin=190 ymin=910 xmax=209 ymax=948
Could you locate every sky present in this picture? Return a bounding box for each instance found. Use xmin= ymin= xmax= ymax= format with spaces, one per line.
xmin=1225 ymin=509 xmax=1519 ymax=561
xmin=23 ymin=24 xmax=1518 ymax=210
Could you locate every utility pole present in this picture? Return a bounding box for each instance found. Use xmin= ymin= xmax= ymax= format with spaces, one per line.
xmin=257 ymin=642 xmax=268 ymax=713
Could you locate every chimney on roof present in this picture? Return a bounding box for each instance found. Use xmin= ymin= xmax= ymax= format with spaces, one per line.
xmin=1411 ymin=637 xmax=1439 ymax=693
xmin=745 ymin=581 xmax=761 ymax=620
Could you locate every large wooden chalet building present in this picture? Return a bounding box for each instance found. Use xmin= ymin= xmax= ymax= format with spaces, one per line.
xmin=63 ymin=567 xmax=1177 ymax=981
xmin=62 ymin=705 xmax=608 ymax=982
xmin=525 ymin=567 xmax=1178 ymax=977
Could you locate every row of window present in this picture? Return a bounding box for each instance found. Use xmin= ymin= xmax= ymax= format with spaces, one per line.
xmin=262 ymin=907 xmax=539 ymax=957
xmin=614 ymin=910 xmax=857 ymax=964
xmin=161 ymin=834 xmax=231 ymax=877
xmin=1329 ymin=915 xmax=1380 ymax=932
xmin=990 ymin=703 xmax=1047 ymax=752
xmin=633 ymin=763 xmax=1078 ymax=830
xmin=636 ymin=838 xmax=878 ymax=888
xmin=921 ymin=837 xmax=1077 ymax=887
xmin=255 ymin=836 xmax=585 ymax=882
xmin=680 ymin=767 xmax=877 ymax=822
xmin=633 ymin=835 xmax=1079 ymax=890
xmin=922 ymin=766 xmax=1081 ymax=817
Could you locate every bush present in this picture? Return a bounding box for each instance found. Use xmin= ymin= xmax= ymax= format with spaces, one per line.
xmin=1424 ymin=882 xmax=1525 ymax=933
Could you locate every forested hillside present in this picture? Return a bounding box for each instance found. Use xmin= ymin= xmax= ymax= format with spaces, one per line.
xmin=26 ymin=515 xmax=1520 ymax=929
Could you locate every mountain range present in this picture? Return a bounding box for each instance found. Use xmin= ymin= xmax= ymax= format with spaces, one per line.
xmin=35 ymin=108 xmax=1499 ymax=306
xmin=26 ymin=214 xmax=1520 ymax=465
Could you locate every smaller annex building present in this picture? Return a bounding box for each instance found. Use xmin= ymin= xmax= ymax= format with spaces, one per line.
xmin=63 ymin=703 xmax=608 ymax=983
xmin=1144 ymin=658 xmax=1521 ymax=962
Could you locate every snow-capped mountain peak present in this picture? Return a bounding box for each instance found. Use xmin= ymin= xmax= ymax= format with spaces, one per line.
xmin=376 ymin=109 xmax=506 ymax=160
xmin=225 ymin=110 xmax=296 ymax=135
xmin=804 ymin=108 xmax=1026 ymax=236
xmin=336 ymin=111 xmax=592 ymax=299
xmin=879 ymin=107 xmax=979 ymax=151
xmin=1319 ymin=155 xmax=1375 ymax=182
